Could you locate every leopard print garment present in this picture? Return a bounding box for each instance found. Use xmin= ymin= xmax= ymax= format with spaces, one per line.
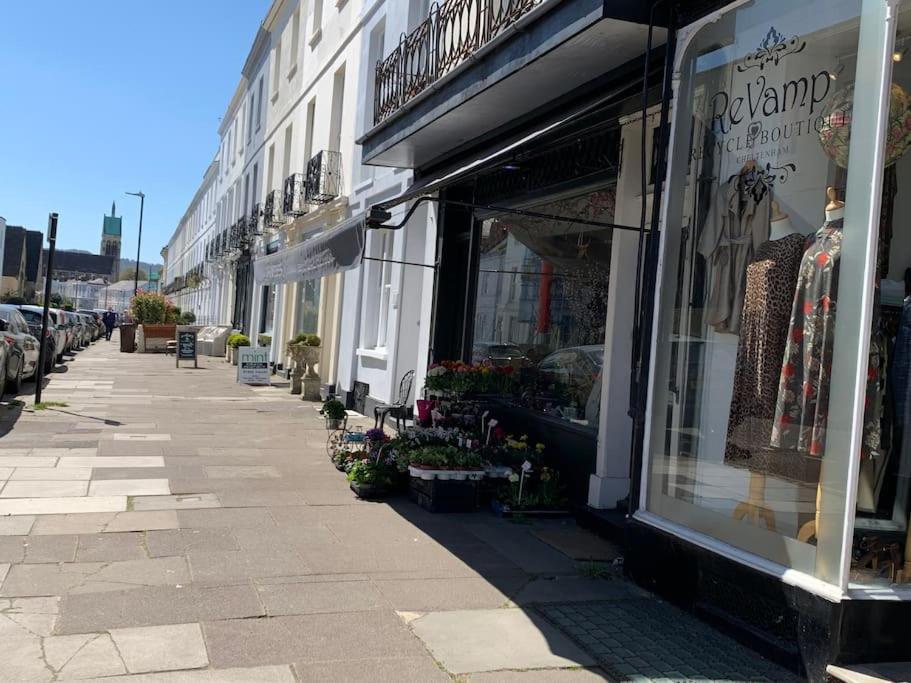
xmin=725 ymin=232 xmax=807 ymax=476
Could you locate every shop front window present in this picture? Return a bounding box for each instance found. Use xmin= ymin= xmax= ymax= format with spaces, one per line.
xmin=646 ymin=0 xmax=896 ymax=583
xmin=259 ymin=285 xmax=276 ymax=336
xmin=851 ymin=4 xmax=911 ymax=588
xmin=471 ymin=189 xmax=614 ymax=431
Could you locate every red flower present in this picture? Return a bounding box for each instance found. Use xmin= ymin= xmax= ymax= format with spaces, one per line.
xmin=804 ymin=382 xmax=813 ymax=397
xmin=779 ymin=414 xmax=791 ymax=426
xmin=791 ymin=327 xmax=804 ymax=343
xmin=803 ymin=300 xmax=815 ymax=316
xmin=815 ymin=253 xmax=829 ymax=267
xmin=782 ymin=363 xmax=796 ymax=378
xmin=810 ymin=440 xmax=823 ymax=456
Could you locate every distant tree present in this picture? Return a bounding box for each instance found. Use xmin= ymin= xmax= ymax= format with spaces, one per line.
xmin=118 ymin=268 xmax=148 ymax=282
xmin=49 ymin=293 xmax=74 ymax=309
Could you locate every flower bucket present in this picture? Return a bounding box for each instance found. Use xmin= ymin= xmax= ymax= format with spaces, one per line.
xmin=416 ymin=399 xmax=433 ymax=425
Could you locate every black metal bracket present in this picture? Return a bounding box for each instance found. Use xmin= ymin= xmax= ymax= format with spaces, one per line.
xmin=366 ymin=195 xmax=645 ymax=233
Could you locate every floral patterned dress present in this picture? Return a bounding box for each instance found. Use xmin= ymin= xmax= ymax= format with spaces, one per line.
xmin=771 ymin=219 xmax=843 ymax=457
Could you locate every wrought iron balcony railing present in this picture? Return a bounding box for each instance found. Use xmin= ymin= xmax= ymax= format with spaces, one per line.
xmin=283 ymin=173 xmax=307 ymax=216
xmin=372 ymin=0 xmax=543 ymax=126
xmin=305 ymin=150 xmax=342 ymax=204
xmin=263 ymin=189 xmax=284 ymax=228
xmin=248 ymin=203 xmax=263 ymax=238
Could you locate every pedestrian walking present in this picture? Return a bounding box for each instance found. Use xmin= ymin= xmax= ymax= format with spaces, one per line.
xmin=102 ymin=307 xmax=116 ymax=341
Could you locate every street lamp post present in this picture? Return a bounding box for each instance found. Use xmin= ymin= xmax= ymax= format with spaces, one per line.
xmin=126 ymin=191 xmax=145 ymax=296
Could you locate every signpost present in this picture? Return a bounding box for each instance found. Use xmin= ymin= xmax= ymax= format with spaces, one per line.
xmin=237 ymin=347 xmax=270 ymax=385
xmin=175 ymin=327 xmax=197 ymax=368
xmin=35 ymin=213 xmax=58 ymax=406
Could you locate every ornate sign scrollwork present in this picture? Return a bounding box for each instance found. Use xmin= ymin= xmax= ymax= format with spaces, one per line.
xmin=737 ymin=27 xmax=806 ymax=73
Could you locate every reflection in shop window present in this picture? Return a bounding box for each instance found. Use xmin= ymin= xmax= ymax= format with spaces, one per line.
xmin=470 ymin=189 xmax=613 ymax=430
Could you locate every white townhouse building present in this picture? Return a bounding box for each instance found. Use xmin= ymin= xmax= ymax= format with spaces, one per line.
xmin=333 ymin=0 xmax=436 ymax=415
xmin=162 ymin=160 xmax=218 ymax=323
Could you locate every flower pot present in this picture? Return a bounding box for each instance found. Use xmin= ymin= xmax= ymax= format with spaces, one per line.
xmin=325 ymin=417 xmax=345 ymax=430
xmin=350 ymin=481 xmax=391 ymax=500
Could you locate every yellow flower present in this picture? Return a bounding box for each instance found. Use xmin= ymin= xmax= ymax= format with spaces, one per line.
xmin=535 ymin=443 xmax=545 ymax=452
xmin=520 ymin=434 xmax=528 ymax=442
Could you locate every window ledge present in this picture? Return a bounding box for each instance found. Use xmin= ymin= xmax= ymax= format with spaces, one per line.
xmin=271 ymin=90 xmax=279 ymax=104
xmin=356 ymin=347 xmax=387 ymax=361
xmin=335 ymin=0 xmax=347 ymax=8
xmin=287 ymin=63 xmax=298 ymax=80
xmin=309 ymin=28 xmax=322 ymax=47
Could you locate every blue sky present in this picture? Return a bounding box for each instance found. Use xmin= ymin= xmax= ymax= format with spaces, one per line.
xmin=0 ymin=0 xmax=271 ymax=265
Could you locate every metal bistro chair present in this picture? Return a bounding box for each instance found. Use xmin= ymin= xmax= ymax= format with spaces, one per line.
xmin=374 ymin=370 xmax=415 ymax=432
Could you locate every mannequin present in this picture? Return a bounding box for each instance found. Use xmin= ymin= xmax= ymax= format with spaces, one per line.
xmin=796 ymin=186 xmax=845 ymax=543
xmin=768 ymin=200 xmax=799 ymax=241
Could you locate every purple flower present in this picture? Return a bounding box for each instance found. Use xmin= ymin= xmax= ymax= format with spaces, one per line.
xmin=366 ymin=428 xmax=388 ymax=442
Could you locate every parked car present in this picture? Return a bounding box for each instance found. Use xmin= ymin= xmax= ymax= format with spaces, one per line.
xmin=45 ymin=309 xmax=69 ymax=362
xmin=53 ymin=309 xmax=76 ymax=354
xmin=0 ymin=305 xmax=40 ymax=390
xmin=78 ymin=311 xmax=102 ymax=342
xmin=537 ymin=344 xmax=604 ymax=411
xmin=472 ymin=342 xmax=529 ymax=368
xmin=15 ymin=305 xmax=58 ymax=375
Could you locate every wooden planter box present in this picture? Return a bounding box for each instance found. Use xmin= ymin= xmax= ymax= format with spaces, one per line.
xmin=138 ymin=324 xmax=177 ymax=353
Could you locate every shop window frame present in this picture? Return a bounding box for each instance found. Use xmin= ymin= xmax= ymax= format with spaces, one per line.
xmin=636 ymin=0 xmax=902 ymax=597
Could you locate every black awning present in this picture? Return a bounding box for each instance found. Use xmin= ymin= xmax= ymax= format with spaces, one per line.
xmin=253 ymin=213 xmax=366 ymax=286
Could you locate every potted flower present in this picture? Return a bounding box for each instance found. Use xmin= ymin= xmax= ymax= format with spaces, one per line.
xmin=287 ymin=333 xmax=321 ymax=398
xmin=131 ymin=293 xmax=178 ymax=353
xmin=404 ymin=444 xmax=484 ymax=513
xmin=226 ymin=333 xmax=250 ymax=365
xmin=492 ymin=465 xmax=569 ymax=518
xmin=321 ymin=398 xmax=347 ymax=430
xmin=347 ymin=454 xmax=397 ymax=499
xmin=257 ymin=334 xmax=272 ymax=347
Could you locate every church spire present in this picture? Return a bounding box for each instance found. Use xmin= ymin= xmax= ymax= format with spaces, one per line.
xmin=111 ymin=201 xmax=116 ymax=217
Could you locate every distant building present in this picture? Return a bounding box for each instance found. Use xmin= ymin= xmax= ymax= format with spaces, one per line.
xmin=51 ymin=278 xmax=107 ymax=310
xmin=101 ymin=202 xmax=122 ymax=279
xmin=3 ymin=225 xmax=43 ymax=300
xmin=44 ymin=250 xmax=115 ymax=282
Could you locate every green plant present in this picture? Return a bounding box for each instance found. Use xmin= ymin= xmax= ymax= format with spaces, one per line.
xmin=33 ymin=401 xmax=68 ymax=411
xmin=288 ymin=332 xmax=321 ymax=347
xmin=406 ymin=445 xmax=481 ymax=469
xmin=180 ymin=311 xmax=197 ymax=324
xmin=130 ymin=293 xmax=170 ymax=324
xmin=258 ymin=334 xmax=272 ymax=347
xmin=321 ymin=399 xmax=346 ymax=420
xmin=227 ymin=333 xmax=251 ymax=348
xmin=347 ymin=458 xmax=397 ymax=487
xmin=165 ymin=305 xmax=182 ymax=324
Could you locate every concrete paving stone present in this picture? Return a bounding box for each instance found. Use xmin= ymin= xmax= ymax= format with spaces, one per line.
xmin=98 ymin=443 xmax=166 ymax=457
xmin=145 ymin=528 xmax=237 ymax=557
xmin=0 ymin=563 xmax=8 ymax=586
xmin=0 ymin=515 xmax=35 ymax=535
xmin=104 ymin=510 xmax=180 ymax=533
xmin=203 ymin=611 xmax=427 ymax=668
xmin=0 ymin=534 xmax=78 ymax=563
xmin=1 ymin=480 xmax=89 ymax=498
xmin=410 ymin=608 xmax=596 ymax=675
xmin=89 ymin=479 xmax=171 ymax=497
xmin=57 ymin=583 xmax=265 ymax=634
xmin=76 ymin=532 xmax=148 ymax=561
xmin=0 ymin=495 xmax=127 ymax=516
xmin=0 ymin=595 xmax=60 ymax=636
xmin=132 ymin=494 xmax=221 ymax=511
xmin=1 ymin=561 xmax=104 ymax=596
xmin=214 ymin=490 xmax=307 ymax=507
xmin=0 ymin=467 xmax=12 ymax=480
xmin=110 ymin=622 xmax=208 ymax=673
xmin=464 ymin=523 xmax=578 ymax=575
xmin=113 ymin=433 xmax=171 ymax=441
xmin=467 ymin=668 xmax=609 ymax=681
xmin=256 ymin=579 xmax=388 ymax=616
xmin=31 ymin=512 xmax=118 ymax=535
xmin=80 ymin=664 xmax=297 ymax=682
xmin=0 ymin=456 xmax=59 ymax=467
xmin=58 ymin=456 xmax=166 ymax=468
xmin=176 ymin=507 xmax=274 ymax=528
xmin=188 ymin=549 xmax=308 ymax=583
xmin=231 ymin=525 xmax=337 ymax=553
xmin=9 ymin=467 xmax=93 ymax=481
xmin=204 ymin=465 xmax=281 ymax=479
xmin=44 ymin=632 xmax=127 ymax=679
xmin=373 ymin=576 xmax=525 ymax=611
xmin=293 ymin=656 xmax=452 ymax=682
xmin=89 ymin=467 xmax=170 ymax=480
xmin=30 ymin=448 xmax=97 ymax=457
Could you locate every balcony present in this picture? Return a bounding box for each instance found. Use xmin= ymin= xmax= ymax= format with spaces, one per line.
xmin=305 ymin=150 xmax=342 ymax=204
xmin=373 ymin=0 xmax=543 ymax=127
xmin=283 ymin=173 xmax=307 ymax=217
xmin=360 ymin=0 xmax=664 ymax=168
xmin=263 ymin=190 xmax=284 ymax=228
xmin=248 ymin=203 xmax=263 ymax=238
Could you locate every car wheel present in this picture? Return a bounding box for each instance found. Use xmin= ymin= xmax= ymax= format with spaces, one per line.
xmin=0 ymin=365 xmax=7 ymax=399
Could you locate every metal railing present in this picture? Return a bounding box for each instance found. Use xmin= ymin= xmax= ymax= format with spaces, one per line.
xmin=305 ymin=150 xmax=342 ymax=204
xmin=372 ymin=0 xmax=542 ymax=125
xmin=283 ymin=173 xmax=307 ymax=216
xmin=263 ymin=190 xmax=283 ymax=227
